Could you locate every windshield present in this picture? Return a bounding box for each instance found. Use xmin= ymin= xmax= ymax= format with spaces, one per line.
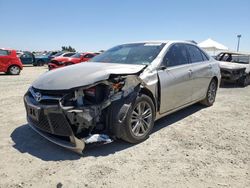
xmin=89 ymin=43 xmax=166 ymax=65
xmin=71 ymin=53 xmax=81 ymax=58
xmin=218 ymin=53 xmax=250 ymax=64
xmin=231 ymin=55 xmax=250 ymax=64
xmin=54 ymin=52 xmax=64 ymax=57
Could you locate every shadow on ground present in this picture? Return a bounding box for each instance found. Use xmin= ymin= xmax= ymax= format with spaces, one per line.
xmin=11 ymin=103 xmax=204 ymax=161
xmin=220 ymin=82 xmax=244 ymax=88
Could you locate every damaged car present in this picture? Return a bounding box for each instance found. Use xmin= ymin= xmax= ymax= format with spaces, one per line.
xmin=215 ymin=51 xmax=250 ymax=86
xmin=24 ymin=41 xmax=221 ymax=153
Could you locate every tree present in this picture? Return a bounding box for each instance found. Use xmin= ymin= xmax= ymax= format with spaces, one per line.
xmin=61 ymin=46 xmax=76 ymax=52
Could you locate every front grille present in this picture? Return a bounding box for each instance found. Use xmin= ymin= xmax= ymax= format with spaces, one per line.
xmin=26 ymin=88 xmax=74 ymax=137
xmin=50 ymin=60 xmax=61 ymax=66
xmin=29 ymin=110 xmax=73 ymax=137
xmin=29 ymin=112 xmax=50 ymax=133
xmin=48 ymin=113 xmax=73 ymax=136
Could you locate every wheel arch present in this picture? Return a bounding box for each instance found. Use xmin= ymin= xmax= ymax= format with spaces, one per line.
xmin=139 ymin=87 xmax=157 ymax=112
xmin=8 ymin=64 xmax=22 ymax=71
xmin=212 ymin=76 xmax=219 ymax=87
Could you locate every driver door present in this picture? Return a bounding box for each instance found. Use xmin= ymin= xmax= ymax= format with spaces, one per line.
xmin=158 ymin=43 xmax=193 ymax=114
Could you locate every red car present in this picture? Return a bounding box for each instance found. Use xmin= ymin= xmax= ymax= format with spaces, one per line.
xmin=0 ymin=48 xmax=23 ymax=75
xmin=48 ymin=52 xmax=99 ymax=70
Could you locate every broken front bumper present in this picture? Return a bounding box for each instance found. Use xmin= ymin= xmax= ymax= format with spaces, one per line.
xmin=24 ymin=94 xmax=85 ymax=154
xmin=220 ymin=68 xmax=245 ymax=82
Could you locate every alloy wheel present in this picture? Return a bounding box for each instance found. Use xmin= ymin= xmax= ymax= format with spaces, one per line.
xmin=10 ymin=66 xmax=20 ymax=75
xmin=130 ymin=101 xmax=153 ymax=137
xmin=207 ymin=81 xmax=216 ymax=104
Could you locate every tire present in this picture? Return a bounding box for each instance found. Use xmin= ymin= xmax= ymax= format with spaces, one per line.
xmin=200 ymin=78 xmax=217 ymax=107
xmin=7 ymin=65 xmax=21 ymax=75
xmin=37 ymin=60 xmax=44 ymax=66
xmin=120 ymin=94 xmax=155 ymax=144
xmin=239 ymin=74 xmax=250 ymax=87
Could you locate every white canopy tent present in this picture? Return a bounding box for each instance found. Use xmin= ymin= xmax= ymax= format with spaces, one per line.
xmin=198 ymin=38 xmax=228 ymax=55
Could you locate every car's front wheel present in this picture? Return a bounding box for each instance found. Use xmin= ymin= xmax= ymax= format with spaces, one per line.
xmin=201 ymin=78 xmax=217 ymax=106
xmin=7 ymin=65 xmax=21 ymax=75
xmin=37 ymin=60 xmax=44 ymax=66
xmin=121 ymin=94 xmax=155 ymax=143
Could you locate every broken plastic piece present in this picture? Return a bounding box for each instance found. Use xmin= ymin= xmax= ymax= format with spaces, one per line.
xmin=84 ymin=134 xmax=113 ymax=144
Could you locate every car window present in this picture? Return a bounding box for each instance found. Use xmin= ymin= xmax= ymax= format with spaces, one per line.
xmin=231 ymin=55 xmax=250 ymax=64
xmin=163 ymin=44 xmax=189 ymax=67
xmin=0 ymin=50 xmax=10 ymax=56
xmin=201 ymin=51 xmax=209 ymax=61
xmin=84 ymin=54 xmax=95 ymax=58
xmin=63 ymin=53 xmax=75 ymax=57
xmin=186 ymin=45 xmax=204 ymax=63
xmin=71 ymin=53 xmax=81 ymax=58
xmin=23 ymin=52 xmax=32 ymax=58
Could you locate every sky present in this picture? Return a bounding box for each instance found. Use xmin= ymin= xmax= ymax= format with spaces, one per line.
xmin=0 ymin=0 xmax=250 ymax=52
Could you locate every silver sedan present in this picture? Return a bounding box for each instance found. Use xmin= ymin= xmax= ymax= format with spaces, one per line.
xmin=24 ymin=41 xmax=221 ymax=153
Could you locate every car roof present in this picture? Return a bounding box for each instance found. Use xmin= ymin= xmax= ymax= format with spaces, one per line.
xmin=219 ymin=51 xmax=250 ymax=56
xmin=0 ymin=48 xmax=15 ymax=51
xmin=121 ymin=40 xmax=198 ymax=46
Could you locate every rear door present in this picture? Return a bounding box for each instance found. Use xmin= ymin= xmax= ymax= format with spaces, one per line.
xmin=20 ymin=52 xmax=34 ymax=64
xmin=158 ymin=43 xmax=193 ymax=114
xmin=185 ymin=44 xmax=212 ymax=101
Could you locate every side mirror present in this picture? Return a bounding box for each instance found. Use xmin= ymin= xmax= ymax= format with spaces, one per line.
xmin=158 ymin=65 xmax=167 ymax=71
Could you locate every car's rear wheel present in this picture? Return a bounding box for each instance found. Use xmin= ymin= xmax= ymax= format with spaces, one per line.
xmin=239 ymin=74 xmax=250 ymax=87
xmin=201 ymin=78 xmax=217 ymax=106
xmin=120 ymin=94 xmax=155 ymax=143
xmin=7 ymin=65 xmax=21 ymax=75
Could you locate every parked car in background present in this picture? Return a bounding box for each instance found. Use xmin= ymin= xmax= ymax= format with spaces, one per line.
xmin=49 ymin=51 xmax=65 ymax=59
xmin=34 ymin=51 xmax=58 ymax=66
xmin=24 ymin=41 xmax=221 ymax=153
xmin=215 ymin=51 xmax=250 ymax=86
xmin=17 ymin=51 xmax=35 ymax=65
xmin=48 ymin=52 xmax=99 ymax=70
xmin=49 ymin=52 xmax=76 ymax=65
xmin=0 ymin=48 xmax=23 ymax=75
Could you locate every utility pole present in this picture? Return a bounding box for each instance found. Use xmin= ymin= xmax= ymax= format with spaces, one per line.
xmin=237 ymin=34 xmax=241 ymax=52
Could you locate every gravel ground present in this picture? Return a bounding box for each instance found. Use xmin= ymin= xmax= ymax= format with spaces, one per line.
xmin=0 ymin=66 xmax=249 ymax=188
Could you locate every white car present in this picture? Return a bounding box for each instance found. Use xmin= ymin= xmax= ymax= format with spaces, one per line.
xmin=216 ymin=51 xmax=250 ymax=86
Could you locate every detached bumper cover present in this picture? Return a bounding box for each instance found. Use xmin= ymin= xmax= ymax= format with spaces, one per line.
xmin=24 ymin=94 xmax=85 ymax=153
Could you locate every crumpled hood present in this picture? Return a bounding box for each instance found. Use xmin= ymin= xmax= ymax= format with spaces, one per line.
xmin=32 ymin=62 xmax=145 ymax=90
xmin=219 ymin=61 xmax=248 ymax=70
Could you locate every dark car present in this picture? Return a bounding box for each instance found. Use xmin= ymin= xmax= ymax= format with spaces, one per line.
xmin=34 ymin=51 xmax=59 ymax=66
xmin=18 ymin=51 xmax=35 ymax=65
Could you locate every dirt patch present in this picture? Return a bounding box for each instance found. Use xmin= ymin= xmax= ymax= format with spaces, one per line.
xmin=0 ymin=66 xmax=249 ymax=187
